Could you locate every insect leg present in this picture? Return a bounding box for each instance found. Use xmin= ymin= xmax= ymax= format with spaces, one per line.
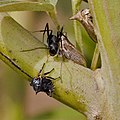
xmin=60 ymin=57 xmax=63 ymax=83
xmin=40 ymin=23 xmax=53 ymax=42
xmin=43 ymin=68 xmax=54 ymax=76
xmin=56 ymin=35 xmax=64 ymax=83
xmin=20 ymin=47 xmax=48 ymax=52
xmin=64 ymin=63 xmax=73 ymax=88
xmin=46 ymin=76 xmax=61 ymax=81
xmin=59 ymin=39 xmax=64 ymax=83
xmin=38 ymin=63 xmax=46 ymax=77
xmin=60 ymin=26 xmax=64 ymax=33
xmin=44 ymin=23 xmax=50 ymax=37
xmin=41 ymin=24 xmax=48 ymax=43
xmin=46 ymin=76 xmax=56 ymax=80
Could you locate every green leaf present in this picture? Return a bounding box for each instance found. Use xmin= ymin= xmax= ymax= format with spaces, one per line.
xmin=71 ymin=0 xmax=83 ymax=52
xmin=38 ymin=0 xmax=58 ymax=6
xmin=0 ymin=13 xmax=48 ymax=79
xmin=0 ymin=1 xmax=54 ymax=12
xmin=0 ymin=14 xmax=99 ymax=117
xmin=0 ymin=1 xmax=59 ymax=28
xmin=89 ymin=0 xmax=120 ymax=119
xmin=89 ymin=0 xmax=120 ymax=72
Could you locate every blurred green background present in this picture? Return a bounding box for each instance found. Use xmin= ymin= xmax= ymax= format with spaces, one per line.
xmin=0 ymin=0 xmax=96 ymax=120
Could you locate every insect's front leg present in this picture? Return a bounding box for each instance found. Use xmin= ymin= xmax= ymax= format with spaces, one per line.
xmin=43 ymin=68 xmax=54 ymax=76
xmin=46 ymin=76 xmax=61 ymax=81
xmin=38 ymin=63 xmax=46 ymax=77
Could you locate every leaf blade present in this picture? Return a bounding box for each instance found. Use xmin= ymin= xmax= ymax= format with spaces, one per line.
xmin=0 ymin=1 xmax=54 ymax=12
xmin=0 ymin=14 xmax=100 ymax=117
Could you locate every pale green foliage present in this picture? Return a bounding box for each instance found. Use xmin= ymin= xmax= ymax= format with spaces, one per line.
xmin=0 ymin=0 xmax=120 ymax=120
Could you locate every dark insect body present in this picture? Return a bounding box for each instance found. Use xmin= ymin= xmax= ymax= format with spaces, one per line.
xmin=21 ymin=23 xmax=86 ymax=66
xmin=40 ymin=23 xmax=59 ymax=56
xmin=30 ymin=63 xmax=56 ymax=97
xmin=41 ymin=23 xmax=86 ymax=66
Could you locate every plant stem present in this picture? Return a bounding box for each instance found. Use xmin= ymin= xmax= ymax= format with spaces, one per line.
xmin=71 ymin=0 xmax=83 ymax=53
xmin=90 ymin=43 xmax=99 ymax=70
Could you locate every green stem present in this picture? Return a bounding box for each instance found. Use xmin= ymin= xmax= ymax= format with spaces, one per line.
xmin=90 ymin=43 xmax=99 ymax=70
xmin=71 ymin=0 xmax=83 ymax=53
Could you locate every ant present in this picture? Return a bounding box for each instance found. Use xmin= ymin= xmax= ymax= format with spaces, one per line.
xmin=30 ymin=63 xmax=59 ymax=97
xmin=40 ymin=23 xmax=86 ymax=66
xmin=40 ymin=23 xmax=59 ymax=56
xmin=40 ymin=23 xmax=86 ymax=84
xmin=22 ymin=23 xmax=86 ymax=87
xmin=21 ymin=23 xmax=86 ymax=66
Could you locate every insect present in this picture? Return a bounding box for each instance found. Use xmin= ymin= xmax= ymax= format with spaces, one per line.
xmin=40 ymin=23 xmax=86 ymax=66
xmin=40 ymin=23 xmax=59 ymax=56
xmin=57 ymin=29 xmax=86 ymax=66
xmin=30 ymin=63 xmax=57 ymax=97
xmin=21 ymin=23 xmax=86 ymax=66
xmin=70 ymin=9 xmax=97 ymax=43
